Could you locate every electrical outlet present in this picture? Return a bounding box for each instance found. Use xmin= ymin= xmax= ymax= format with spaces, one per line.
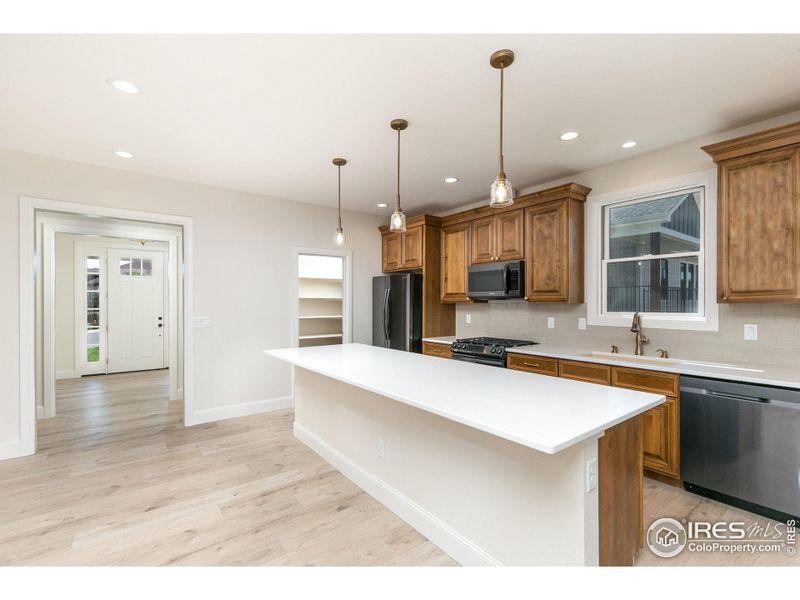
xmin=547 ymin=317 xmax=556 ymax=329
xmin=377 ymin=438 xmax=385 ymax=459
xmin=465 ymin=313 xmax=472 ymax=324
xmin=578 ymin=318 xmax=587 ymax=330
xmin=586 ymin=457 xmax=598 ymax=492
xmin=744 ymin=324 xmax=758 ymax=341
xmin=192 ymin=316 xmax=210 ymax=328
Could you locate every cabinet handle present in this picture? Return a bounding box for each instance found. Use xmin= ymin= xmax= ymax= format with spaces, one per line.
xmin=523 ymin=362 xmax=541 ymax=368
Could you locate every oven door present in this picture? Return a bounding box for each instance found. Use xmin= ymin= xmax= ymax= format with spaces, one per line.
xmin=450 ymin=353 xmax=505 ymax=368
xmin=467 ymin=261 xmax=523 ymax=299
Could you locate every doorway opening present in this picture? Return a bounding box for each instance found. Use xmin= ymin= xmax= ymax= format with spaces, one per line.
xmin=19 ymin=196 xmax=193 ymax=458
xmin=292 ymin=249 xmax=352 ymax=348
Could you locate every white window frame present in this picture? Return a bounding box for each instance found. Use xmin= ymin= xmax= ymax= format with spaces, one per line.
xmin=586 ymin=169 xmax=718 ymax=332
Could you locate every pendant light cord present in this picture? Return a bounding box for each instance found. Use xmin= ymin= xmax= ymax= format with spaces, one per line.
xmin=499 ymin=62 xmax=505 ymax=176
xmin=396 ymin=127 xmax=402 ymax=211
xmin=337 ymin=164 xmax=342 ymax=229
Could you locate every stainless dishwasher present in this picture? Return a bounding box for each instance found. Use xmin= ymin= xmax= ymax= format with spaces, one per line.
xmin=681 ymin=375 xmax=800 ymax=522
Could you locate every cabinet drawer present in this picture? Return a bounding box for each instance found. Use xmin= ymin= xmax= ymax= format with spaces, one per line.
xmin=422 ymin=342 xmax=452 ymax=359
xmin=612 ymin=367 xmax=678 ymax=396
xmin=507 ymin=353 xmax=559 ymax=376
xmin=559 ymin=360 xmax=611 ymax=385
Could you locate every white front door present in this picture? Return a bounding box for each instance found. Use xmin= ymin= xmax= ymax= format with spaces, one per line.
xmin=107 ymin=248 xmax=165 ymax=373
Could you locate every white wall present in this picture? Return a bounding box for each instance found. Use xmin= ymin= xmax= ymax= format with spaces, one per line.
xmin=54 ymin=233 xmax=169 ymax=378
xmin=0 ymin=148 xmax=383 ymax=451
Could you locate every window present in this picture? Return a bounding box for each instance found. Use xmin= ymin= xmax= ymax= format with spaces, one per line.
xmin=86 ymin=255 xmax=101 ymax=362
xmin=588 ymin=172 xmax=717 ymax=332
xmin=119 ymin=257 xmax=152 ymax=276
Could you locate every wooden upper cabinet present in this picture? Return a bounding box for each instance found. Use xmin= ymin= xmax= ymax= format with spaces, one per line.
xmin=381 ymin=227 xmax=424 ymax=272
xmin=402 ymin=226 xmax=424 ymax=269
xmin=525 ymin=198 xmax=584 ymax=303
xmin=470 ymin=216 xmax=496 ymax=264
xmin=470 ymin=210 xmax=523 ymax=264
xmin=382 ymin=232 xmax=403 ymax=272
xmin=440 ymin=222 xmax=470 ymax=303
xmin=703 ymin=122 xmax=800 ymax=303
xmin=495 ymin=209 xmax=525 ymax=261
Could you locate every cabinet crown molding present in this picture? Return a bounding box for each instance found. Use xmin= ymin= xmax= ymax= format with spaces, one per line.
xmin=378 ymin=214 xmax=442 ymax=234
xmin=702 ymin=121 xmax=800 ymax=163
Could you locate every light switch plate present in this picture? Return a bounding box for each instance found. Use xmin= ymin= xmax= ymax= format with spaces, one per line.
xmin=465 ymin=313 xmax=471 ymax=324
xmin=547 ymin=317 xmax=556 ymax=329
xmin=578 ymin=318 xmax=587 ymax=330
xmin=744 ymin=323 xmax=758 ymax=341
xmin=193 ymin=316 xmax=211 ymax=328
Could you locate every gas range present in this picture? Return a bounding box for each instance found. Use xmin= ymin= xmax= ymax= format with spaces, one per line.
xmin=450 ymin=336 xmax=538 ymax=368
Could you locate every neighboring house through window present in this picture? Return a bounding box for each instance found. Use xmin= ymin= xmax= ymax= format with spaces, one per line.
xmin=587 ymin=171 xmax=717 ymax=331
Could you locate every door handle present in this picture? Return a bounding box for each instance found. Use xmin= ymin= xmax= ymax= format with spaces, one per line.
xmin=383 ymin=289 xmax=390 ymax=342
xmin=502 ymin=263 xmax=510 ymax=295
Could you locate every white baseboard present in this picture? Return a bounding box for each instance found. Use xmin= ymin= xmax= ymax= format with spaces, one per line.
xmin=188 ymin=396 xmax=293 ymax=426
xmin=293 ymin=421 xmax=502 ymax=567
xmin=0 ymin=439 xmax=22 ymax=461
xmin=56 ymin=369 xmax=76 ymax=380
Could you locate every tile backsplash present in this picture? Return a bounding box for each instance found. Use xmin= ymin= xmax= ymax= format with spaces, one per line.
xmin=456 ymin=302 xmax=800 ymax=369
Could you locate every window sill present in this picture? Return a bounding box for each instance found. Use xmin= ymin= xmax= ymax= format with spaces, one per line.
xmin=588 ymin=312 xmax=718 ymax=332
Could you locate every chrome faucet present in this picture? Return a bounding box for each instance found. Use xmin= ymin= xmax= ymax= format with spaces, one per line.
xmin=630 ymin=312 xmax=648 ymax=356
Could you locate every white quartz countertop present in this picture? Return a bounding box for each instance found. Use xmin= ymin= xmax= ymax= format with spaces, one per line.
xmin=508 ymin=344 xmax=800 ymax=390
xmin=422 ymin=336 xmax=457 ymax=345
xmin=265 ymin=343 xmax=664 ymax=454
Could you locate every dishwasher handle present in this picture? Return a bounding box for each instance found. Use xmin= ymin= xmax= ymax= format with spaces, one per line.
xmin=682 ymin=386 xmax=800 ymax=410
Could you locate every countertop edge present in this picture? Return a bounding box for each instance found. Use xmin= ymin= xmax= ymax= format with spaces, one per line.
xmin=265 ymin=348 xmax=664 ymax=455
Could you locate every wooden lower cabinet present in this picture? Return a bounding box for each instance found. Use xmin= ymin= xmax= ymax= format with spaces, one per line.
xmin=506 ymin=353 xmax=558 ymax=376
xmin=421 ymin=341 xmax=452 ymax=359
xmin=559 ymin=360 xmax=611 ymax=386
xmin=508 ymin=353 xmax=681 ymax=483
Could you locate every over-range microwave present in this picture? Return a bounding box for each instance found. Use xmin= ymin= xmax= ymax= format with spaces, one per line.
xmin=467 ymin=260 xmax=524 ymax=300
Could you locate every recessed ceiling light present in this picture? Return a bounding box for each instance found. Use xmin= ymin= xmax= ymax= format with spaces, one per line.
xmin=559 ymin=131 xmax=580 ymax=141
xmin=621 ymin=141 xmax=638 ymax=149
xmin=443 ymin=177 xmax=459 ymax=184
xmin=114 ymin=150 xmax=134 ymax=159
xmin=107 ymin=78 xmax=139 ymax=94
xmin=377 ymin=203 xmax=388 ymax=208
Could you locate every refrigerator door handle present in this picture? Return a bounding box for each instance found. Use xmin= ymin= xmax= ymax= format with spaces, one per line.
xmin=383 ymin=288 xmax=390 ymax=342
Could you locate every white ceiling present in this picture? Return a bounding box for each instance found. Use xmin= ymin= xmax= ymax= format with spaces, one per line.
xmin=2 ymin=34 xmax=800 ymax=215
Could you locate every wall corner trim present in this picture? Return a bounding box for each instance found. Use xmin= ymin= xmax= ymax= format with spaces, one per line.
xmin=0 ymin=439 xmax=23 ymax=461
xmin=186 ymin=395 xmax=293 ymax=426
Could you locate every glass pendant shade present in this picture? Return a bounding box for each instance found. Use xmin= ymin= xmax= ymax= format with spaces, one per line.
xmin=334 ymin=226 xmax=346 ymax=246
xmin=389 ymin=208 xmax=406 ymax=232
xmin=490 ymin=175 xmax=514 ymax=208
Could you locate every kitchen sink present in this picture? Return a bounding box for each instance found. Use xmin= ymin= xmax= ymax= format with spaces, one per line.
xmin=578 ymin=351 xmax=681 ymax=367
xmin=577 ymin=351 xmax=765 ymax=373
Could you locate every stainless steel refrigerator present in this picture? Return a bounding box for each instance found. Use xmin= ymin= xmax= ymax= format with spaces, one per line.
xmin=372 ymin=273 xmax=423 ymax=352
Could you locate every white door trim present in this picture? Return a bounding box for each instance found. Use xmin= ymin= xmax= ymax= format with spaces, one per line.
xmin=290 ymin=247 xmax=353 ymax=348
xmin=19 ymin=195 xmax=194 ymax=457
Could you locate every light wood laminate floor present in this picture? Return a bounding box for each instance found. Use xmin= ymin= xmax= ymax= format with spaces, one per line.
xmin=1 ymin=370 xmax=795 ymax=566
xmin=0 ymin=370 xmax=453 ymax=566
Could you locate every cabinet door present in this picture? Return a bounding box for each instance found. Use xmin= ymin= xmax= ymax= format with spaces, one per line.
xmin=525 ymin=200 xmax=569 ymax=301
xmin=719 ymin=147 xmax=800 ymax=302
xmin=470 ymin=216 xmax=496 ymax=264
xmin=642 ymin=396 xmax=679 ymax=479
xmin=382 ymin=232 xmax=403 ymax=272
xmin=495 ymin=209 xmax=524 ymax=261
xmin=440 ymin=223 xmax=470 ymax=302
xmin=401 ymin=227 xmax=424 ymax=269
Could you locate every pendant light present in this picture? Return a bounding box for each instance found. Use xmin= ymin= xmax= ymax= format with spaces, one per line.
xmin=389 ymin=118 xmax=408 ymax=232
xmin=332 ymin=158 xmax=347 ymax=246
xmin=489 ymin=49 xmax=515 ymax=208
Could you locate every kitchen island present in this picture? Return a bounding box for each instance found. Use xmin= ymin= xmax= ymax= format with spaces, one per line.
xmin=265 ymin=343 xmax=664 ymax=566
